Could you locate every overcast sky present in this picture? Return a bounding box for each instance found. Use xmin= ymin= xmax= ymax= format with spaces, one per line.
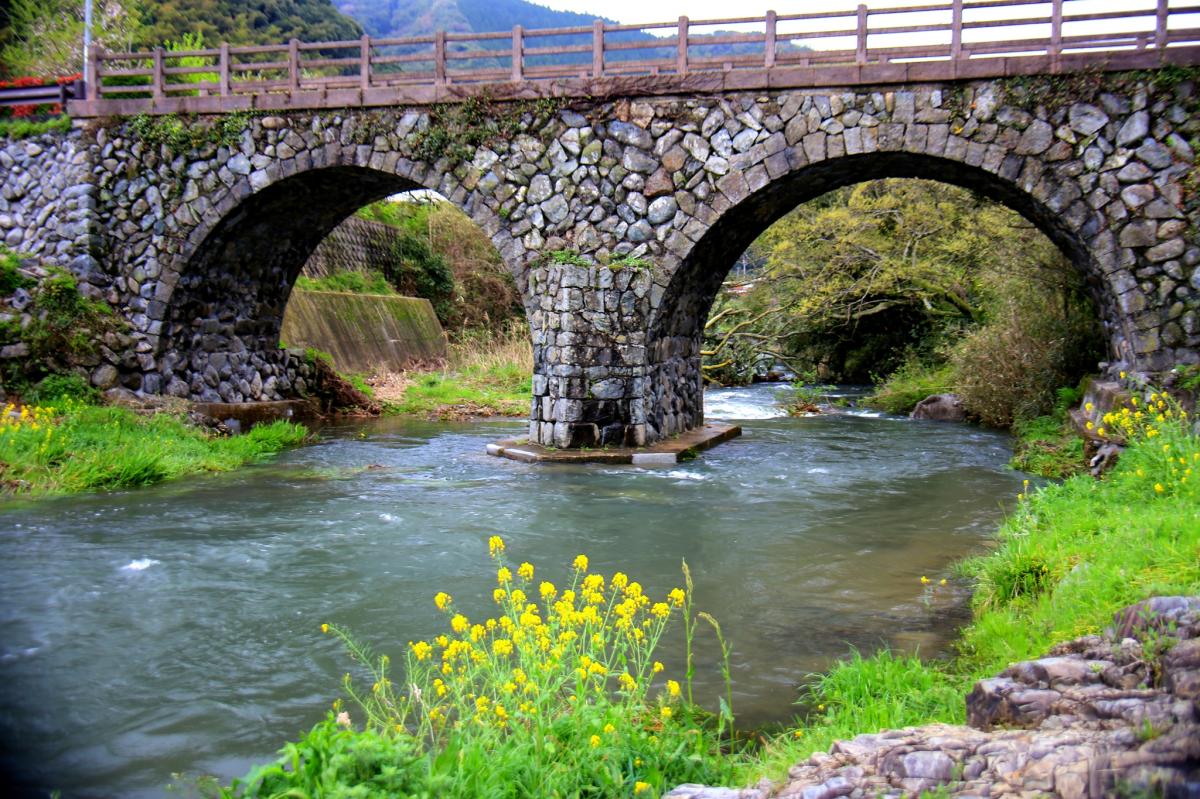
xmin=531 ymin=0 xmax=1192 ymax=50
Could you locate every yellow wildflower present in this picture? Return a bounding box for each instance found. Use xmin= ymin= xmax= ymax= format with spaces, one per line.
xmin=590 ymin=734 xmax=601 ymax=747
xmin=518 ymin=562 xmax=534 ymax=581
xmin=488 ymin=535 xmax=505 ymax=557
xmin=573 ymin=554 xmax=588 ymax=572
xmin=539 ymin=581 xmax=557 ymax=600
xmin=635 ymin=782 xmax=651 ymax=794
xmin=497 ymin=567 xmax=512 ymax=585
xmin=451 ymin=614 xmax=469 ymax=634
xmin=653 ymin=661 xmax=664 ymax=673
xmin=669 ymin=588 xmax=686 ymax=606
xmin=434 ymin=591 xmax=451 ymax=610
xmin=666 ymin=679 xmax=681 ymax=698
xmin=493 ymin=638 xmax=514 ymax=656
xmin=660 ymin=706 xmax=673 ymax=719
xmin=409 ymin=640 xmax=432 ymax=661
xmin=494 ymin=588 xmax=507 ymax=603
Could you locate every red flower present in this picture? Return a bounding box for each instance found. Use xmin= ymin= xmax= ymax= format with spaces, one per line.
xmin=11 ymin=104 xmax=36 ymax=118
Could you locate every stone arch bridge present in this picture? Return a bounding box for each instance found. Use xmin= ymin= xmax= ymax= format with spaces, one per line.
xmin=4 ymin=29 xmax=1200 ymax=448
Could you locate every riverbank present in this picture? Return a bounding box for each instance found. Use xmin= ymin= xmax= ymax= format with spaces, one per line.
xmin=733 ymin=389 xmax=1199 ymax=788
xmin=366 ymin=323 xmax=532 ymax=419
xmin=215 ymin=386 xmax=1198 ymax=798
xmin=0 ymin=397 xmax=307 ymax=497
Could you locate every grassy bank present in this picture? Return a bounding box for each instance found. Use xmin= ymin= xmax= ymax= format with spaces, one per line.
xmin=743 ymin=390 xmax=1199 ymax=781
xmin=0 ymin=399 xmax=307 ymax=497
xmin=385 ymin=324 xmax=532 ymax=419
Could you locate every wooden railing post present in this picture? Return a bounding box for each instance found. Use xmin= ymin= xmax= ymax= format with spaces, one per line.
xmin=677 ymin=16 xmax=689 ymax=75
xmin=1156 ymin=0 xmax=1169 ymax=51
xmin=435 ymin=30 xmax=446 ymax=84
xmin=153 ymin=47 xmax=165 ymax=99
xmin=512 ymin=25 xmax=524 ymax=81
xmin=855 ymin=5 xmax=868 ymax=65
xmin=86 ymin=47 xmax=101 ymax=101
xmin=1050 ymin=0 xmax=1063 ymax=69
xmin=951 ymin=0 xmax=963 ymax=60
xmin=219 ymin=42 xmax=230 ymax=96
xmin=360 ymin=34 xmax=371 ymax=90
xmin=592 ymin=20 xmax=604 ymax=77
xmin=288 ymin=38 xmax=300 ymax=90
xmin=765 ymin=10 xmax=777 ymax=68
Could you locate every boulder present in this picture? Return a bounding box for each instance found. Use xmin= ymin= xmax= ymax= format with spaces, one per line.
xmin=910 ymin=393 xmax=966 ymax=422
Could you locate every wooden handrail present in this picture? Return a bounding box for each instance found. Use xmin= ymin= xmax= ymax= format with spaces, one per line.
xmin=73 ymin=1 xmax=1200 ymax=116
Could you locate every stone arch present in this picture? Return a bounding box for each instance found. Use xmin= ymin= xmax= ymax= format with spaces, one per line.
xmin=644 ymin=149 xmax=1114 ymax=440
xmin=155 ymin=154 xmax=517 ymax=402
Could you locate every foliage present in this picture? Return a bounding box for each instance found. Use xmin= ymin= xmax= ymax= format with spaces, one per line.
xmin=129 ymin=110 xmax=248 ymax=155
xmin=708 ymin=179 xmax=1101 ymax=416
xmin=0 ymin=400 xmax=307 ymax=495
xmin=744 ymin=389 xmax=1200 ymax=784
xmin=357 ymin=199 xmax=523 ymax=331
xmin=950 ymin=290 xmax=1100 ymax=428
xmin=24 ymin=373 xmax=99 ymax=405
xmin=606 ymin=254 xmax=652 ymax=271
xmin=0 ymin=113 xmax=72 ymax=140
xmin=547 ymin=249 xmax=591 ymax=267
xmin=0 ymin=246 xmax=34 ymax=294
xmin=1008 ymin=415 xmax=1086 ymax=480
xmin=225 ymin=542 xmax=736 ymax=798
xmin=408 ymin=94 xmax=561 ymax=164
xmin=777 ymin=381 xmax=835 ymax=416
xmin=865 ymin=357 xmax=955 ymax=415
xmin=295 ymin=269 xmax=396 ymax=295
xmin=1 ymin=0 xmax=140 ymax=78
xmin=136 ymin=0 xmax=361 ymax=50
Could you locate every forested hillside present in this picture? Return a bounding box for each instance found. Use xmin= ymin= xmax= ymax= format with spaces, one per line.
xmin=137 ymin=0 xmax=362 ymax=48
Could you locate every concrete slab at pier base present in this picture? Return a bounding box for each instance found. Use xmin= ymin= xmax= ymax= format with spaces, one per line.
xmin=487 ymin=423 xmax=741 ymax=464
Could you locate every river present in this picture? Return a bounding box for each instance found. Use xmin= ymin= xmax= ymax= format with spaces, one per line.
xmin=0 ymin=384 xmax=1028 ymax=797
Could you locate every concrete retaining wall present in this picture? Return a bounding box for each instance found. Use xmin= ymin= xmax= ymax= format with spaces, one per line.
xmin=279 ymin=289 xmax=446 ymax=373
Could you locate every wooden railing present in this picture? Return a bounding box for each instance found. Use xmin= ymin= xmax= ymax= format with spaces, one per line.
xmin=70 ymin=0 xmax=1200 ymax=116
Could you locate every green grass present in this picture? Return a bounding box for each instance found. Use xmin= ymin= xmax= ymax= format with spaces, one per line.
xmin=865 ymin=360 xmax=955 ymax=415
xmin=389 ymin=363 xmax=531 ymax=418
xmin=740 ymin=398 xmax=1199 ymax=783
xmin=388 ymin=324 xmax=533 ymax=418
xmin=0 ymin=401 xmax=308 ymax=496
xmin=1008 ymin=414 xmax=1086 ymax=479
xmin=295 ymin=270 xmax=397 ymax=295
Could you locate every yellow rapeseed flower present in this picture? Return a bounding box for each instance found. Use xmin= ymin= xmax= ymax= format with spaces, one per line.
xmin=320 ymin=623 xmax=329 ymax=634
xmin=434 ymin=591 xmax=451 ymax=610
xmin=1155 ymin=483 xmax=1165 ymax=493
xmin=539 ymin=581 xmax=557 ymax=600
xmin=493 ymin=638 xmax=514 ymax=656
xmin=451 ymin=614 xmax=469 ymax=634
xmin=653 ymin=661 xmax=664 ymax=673
xmin=410 ymin=640 xmax=432 ymax=661
xmin=494 ymin=588 xmax=507 ymax=603
xmin=573 ymin=554 xmax=589 ymax=572
xmin=590 ymin=734 xmax=601 ymax=747
xmin=518 ymin=562 xmax=534 ymax=581
xmin=603 ymin=723 xmax=616 ymax=734
xmin=669 ymin=588 xmax=686 ymax=606
xmin=488 ymin=536 xmax=505 ymax=557
xmin=497 ymin=567 xmax=512 ymax=585
xmin=666 ymin=679 xmax=681 ymax=698
xmin=660 ymin=706 xmax=673 ymax=719
xmin=635 ymin=781 xmax=651 ymax=794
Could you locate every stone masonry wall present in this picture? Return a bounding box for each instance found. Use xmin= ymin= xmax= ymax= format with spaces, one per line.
xmin=2 ymin=71 xmax=1197 ymax=445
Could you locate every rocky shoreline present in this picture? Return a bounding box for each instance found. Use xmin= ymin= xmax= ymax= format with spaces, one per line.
xmin=669 ymin=597 xmax=1200 ymax=799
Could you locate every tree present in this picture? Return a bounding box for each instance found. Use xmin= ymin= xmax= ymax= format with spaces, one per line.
xmin=1 ymin=0 xmax=141 ymax=78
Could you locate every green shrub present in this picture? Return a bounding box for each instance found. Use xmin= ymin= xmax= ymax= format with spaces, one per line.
xmin=951 ymin=295 xmax=1101 ymax=428
xmin=25 ymin=373 xmax=98 ymax=405
xmin=0 ymin=246 xmax=33 ymax=294
xmin=295 ymin=270 xmax=396 ymax=295
xmin=865 ymin=358 xmax=955 ymax=415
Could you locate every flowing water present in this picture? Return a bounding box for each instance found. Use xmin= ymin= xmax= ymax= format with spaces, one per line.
xmin=0 ymin=385 xmax=1028 ymax=798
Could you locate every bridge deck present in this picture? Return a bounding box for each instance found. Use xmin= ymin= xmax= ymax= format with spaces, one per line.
xmin=67 ymin=1 xmax=1200 ymax=118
